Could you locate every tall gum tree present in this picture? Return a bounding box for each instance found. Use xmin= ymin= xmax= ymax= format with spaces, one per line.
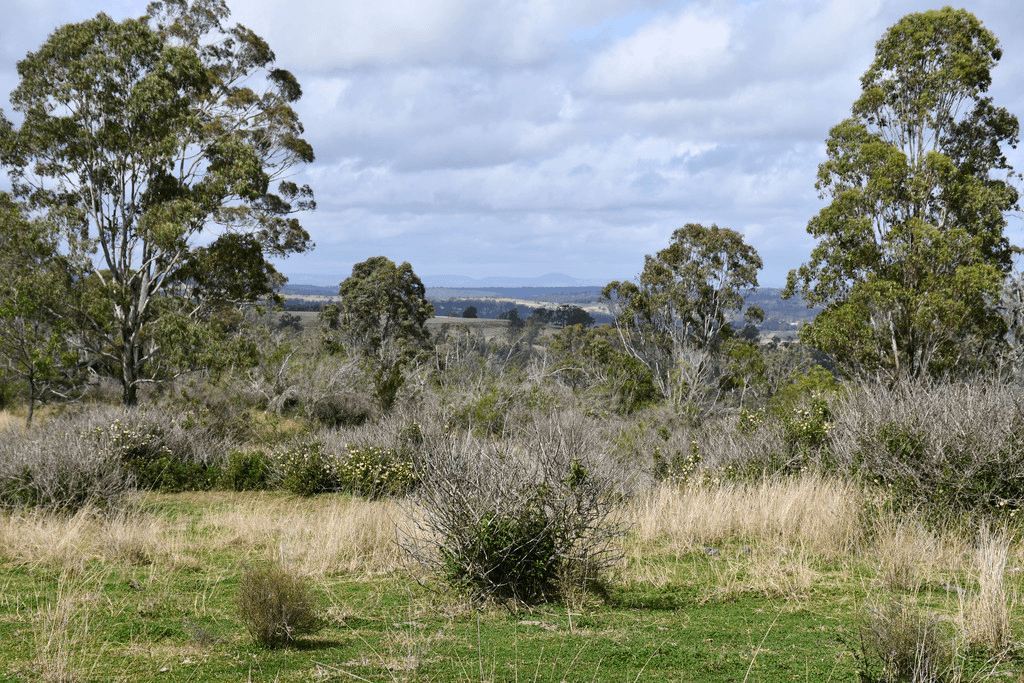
xmin=0 ymin=0 xmax=315 ymax=405
xmin=603 ymin=223 xmax=763 ymax=407
xmin=785 ymin=7 xmax=1019 ymax=379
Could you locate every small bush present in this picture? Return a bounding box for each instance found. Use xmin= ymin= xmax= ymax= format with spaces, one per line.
xmin=335 ymin=446 xmax=416 ymax=499
xmin=406 ymin=413 xmax=632 ymax=604
xmin=236 ymin=562 xmax=322 ymax=648
xmin=105 ymin=420 xmax=218 ymax=493
xmin=222 ymin=449 xmax=270 ymax=491
xmin=855 ymin=600 xmax=959 ymax=683
xmin=278 ymin=441 xmax=335 ymax=496
xmin=309 ymin=392 xmax=376 ymax=428
xmin=276 ymin=440 xmax=415 ymax=498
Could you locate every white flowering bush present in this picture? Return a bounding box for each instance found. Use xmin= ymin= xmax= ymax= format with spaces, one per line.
xmin=276 ymin=441 xmax=415 ymax=498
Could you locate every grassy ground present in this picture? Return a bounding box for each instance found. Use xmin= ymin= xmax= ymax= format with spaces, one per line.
xmin=1 ymin=479 xmax=1022 ymax=681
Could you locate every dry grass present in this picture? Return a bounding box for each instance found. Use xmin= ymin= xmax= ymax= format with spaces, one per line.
xmin=707 ymin=548 xmax=820 ymax=603
xmin=32 ymin=565 xmax=108 ymax=683
xmin=959 ymin=524 xmax=1014 ymax=652
xmin=0 ymin=505 xmax=168 ymax=568
xmin=202 ymin=493 xmax=405 ymax=575
xmin=632 ymin=473 xmax=864 ymax=557
xmin=873 ymin=518 xmax=968 ymax=592
xmin=0 ymin=410 xmax=24 ymax=433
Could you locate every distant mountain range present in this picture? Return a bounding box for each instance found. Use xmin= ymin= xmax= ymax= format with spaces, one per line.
xmin=284 ymin=272 xmax=611 ymax=288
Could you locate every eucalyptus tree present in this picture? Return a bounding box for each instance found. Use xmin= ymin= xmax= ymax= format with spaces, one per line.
xmin=785 ymin=8 xmax=1019 ymax=379
xmin=0 ymin=0 xmax=315 ymax=405
xmin=326 ymin=256 xmax=434 ymax=409
xmin=0 ymin=194 xmax=85 ymax=424
xmin=603 ymin=223 xmax=763 ymax=407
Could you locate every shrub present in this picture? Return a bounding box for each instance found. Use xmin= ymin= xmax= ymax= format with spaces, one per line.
xmin=276 ymin=439 xmax=416 ymax=499
xmin=406 ymin=413 xmax=632 ymax=604
xmin=277 ymin=441 xmax=335 ymax=496
xmin=855 ymin=600 xmax=959 ymax=683
xmin=222 ymin=449 xmax=270 ymax=492
xmin=309 ymin=392 xmax=376 ymax=428
xmin=830 ymin=380 xmax=1024 ymax=518
xmin=0 ymin=407 xmax=131 ymax=512
xmin=335 ymin=446 xmax=416 ymax=499
xmin=236 ymin=562 xmax=322 ymax=648
xmin=103 ymin=419 xmax=219 ymax=493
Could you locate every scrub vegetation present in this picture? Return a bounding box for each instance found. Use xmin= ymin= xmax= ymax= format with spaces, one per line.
xmin=2 ymin=3 xmax=1024 ymax=682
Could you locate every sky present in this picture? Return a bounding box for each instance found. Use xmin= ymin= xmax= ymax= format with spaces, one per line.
xmin=2 ymin=0 xmax=1023 ymax=287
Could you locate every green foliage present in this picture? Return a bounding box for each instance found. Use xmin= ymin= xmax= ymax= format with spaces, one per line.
xmin=236 ymin=562 xmax=323 ymax=648
xmin=0 ymin=1 xmax=314 ymax=405
xmin=779 ymin=393 xmax=834 ymax=467
xmin=409 ymin=420 xmax=630 ymax=605
xmin=276 ymin=440 xmax=415 ymax=498
xmin=442 ymin=500 xmax=559 ymax=603
xmin=0 ymin=193 xmax=84 ymax=423
xmin=786 ymin=8 xmax=1019 ymax=380
xmin=102 ymin=420 xmax=217 ymax=493
xmin=277 ymin=441 xmax=335 ymax=496
xmin=328 ymin=256 xmax=434 ymax=410
xmin=222 ymin=449 xmax=270 ymax=492
xmin=604 ymin=223 xmax=762 ymax=407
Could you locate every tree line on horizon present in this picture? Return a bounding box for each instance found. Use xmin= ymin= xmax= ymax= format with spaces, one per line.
xmin=0 ymin=3 xmax=1021 ymax=421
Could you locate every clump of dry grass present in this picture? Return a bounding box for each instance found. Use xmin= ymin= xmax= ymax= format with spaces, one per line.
xmin=0 ymin=410 xmax=24 ymax=433
xmin=632 ymin=473 xmax=863 ymax=557
xmin=708 ymin=548 xmax=819 ymax=602
xmin=203 ymin=493 xmax=405 ymax=575
xmin=872 ymin=518 xmax=965 ymax=592
xmin=32 ymin=566 xmax=108 ymax=682
xmin=959 ymin=524 xmax=1014 ymax=652
xmin=0 ymin=505 xmax=167 ymax=568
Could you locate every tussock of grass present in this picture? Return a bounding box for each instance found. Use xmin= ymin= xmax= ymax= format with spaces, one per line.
xmin=632 ymin=473 xmax=863 ymax=557
xmin=960 ymin=523 xmax=1014 ymax=652
xmin=0 ymin=410 xmax=23 ymax=434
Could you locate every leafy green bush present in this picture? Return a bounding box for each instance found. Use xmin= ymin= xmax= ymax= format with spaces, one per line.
xmin=222 ymin=449 xmax=270 ymax=491
xmin=335 ymin=446 xmax=416 ymax=499
xmin=103 ymin=420 xmax=218 ymax=493
xmin=276 ymin=440 xmax=415 ymax=498
xmin=277 ymin=441 xmax=335 ymax=496
xmin=442 ymin=500 xmax=558 ymax=602
xmin=236 ymin=562 xmax=323 ymax=648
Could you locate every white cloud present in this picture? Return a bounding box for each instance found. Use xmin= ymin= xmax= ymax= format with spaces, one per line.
xmin=584 ymin=6 xmax=733 ymax=98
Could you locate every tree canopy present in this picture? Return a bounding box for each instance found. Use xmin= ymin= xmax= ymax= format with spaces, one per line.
xmin=785 ymin=7 xmax=1019 ymax=379
xmin=603 ymin=223 xmax=763 ymax=406
xmin=0 ymin=0 xmax=315 ymax=405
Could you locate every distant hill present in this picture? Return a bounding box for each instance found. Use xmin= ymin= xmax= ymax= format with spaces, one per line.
xmin=277 ymin=283 xmax=820 ymax=336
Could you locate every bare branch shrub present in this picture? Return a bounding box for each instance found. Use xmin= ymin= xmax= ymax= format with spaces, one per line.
xmin=829 ymin=379 xmax=1024 ymax=516
xmin=0 ymin=406 xmax=132 ymax=511
xmin=404 ymin=412 xmax=634 ymax=604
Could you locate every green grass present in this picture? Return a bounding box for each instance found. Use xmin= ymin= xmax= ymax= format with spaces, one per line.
xmin=0 ymin=491 xmax=1021 ymax=682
